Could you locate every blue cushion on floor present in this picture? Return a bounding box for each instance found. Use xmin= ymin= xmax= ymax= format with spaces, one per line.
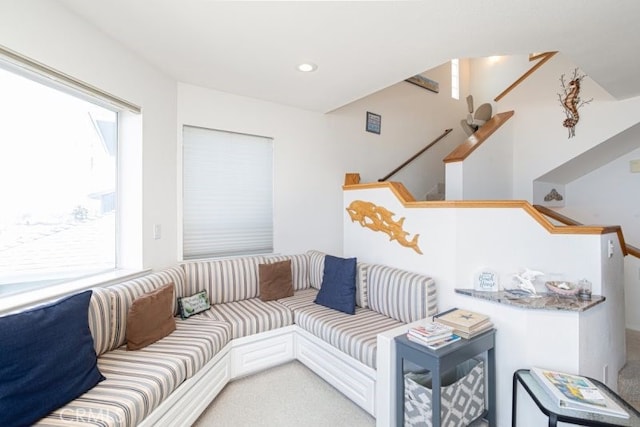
xmin=314 ymin=255 xmax=357 ymax=314
xmin=0 ymin=290 xmax=105 ymax=426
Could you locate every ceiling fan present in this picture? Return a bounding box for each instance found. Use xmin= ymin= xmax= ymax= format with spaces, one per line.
xmin=460 ymin=95 xmax=492 ymax=136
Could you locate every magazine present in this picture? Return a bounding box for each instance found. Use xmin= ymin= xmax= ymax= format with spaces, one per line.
xmin=407 ymin=333 xmax=461 ymax=350
xmin=530 ymin=367 xmax=628 ymax=418
xmin=408 ymin=321 xmax=453 ymax=343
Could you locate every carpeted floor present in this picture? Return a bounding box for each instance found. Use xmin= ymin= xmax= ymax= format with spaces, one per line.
xmin=619 ymin=328 xmax=640 ymax=411
xmin=193 ymin=361 xmax=375 ymax=427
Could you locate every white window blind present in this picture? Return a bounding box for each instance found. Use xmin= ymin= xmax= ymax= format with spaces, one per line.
xmin=183 ymin=126 xmax=273 ymax=259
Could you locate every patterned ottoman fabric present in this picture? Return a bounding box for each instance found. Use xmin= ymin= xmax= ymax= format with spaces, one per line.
xmin=404 ymin=360 xmax=485 ymax=427
xmin=295 ymin=303 xmax=403 ymax=369
xmin=199 ymin=298 xmax=293 ymax=339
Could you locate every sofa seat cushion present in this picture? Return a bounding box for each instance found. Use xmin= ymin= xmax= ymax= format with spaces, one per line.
xmin=36 ymin=347 xmax=186 ymax=426
xmin=136 ymin=317 xmax=231 ymax=377
xmin=198 ymin=298 xmax=293 ymax=339
xmin=277 ymin=288 xmax=319 ymax=311
xmin=35 ymin=318 xmax=230 ymax=426
xmin=294 ymin=304 xmax=403 ymax=369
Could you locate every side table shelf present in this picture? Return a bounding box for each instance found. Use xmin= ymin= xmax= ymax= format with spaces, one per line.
xmin=395 ymin=329 xmax=496 ymax=426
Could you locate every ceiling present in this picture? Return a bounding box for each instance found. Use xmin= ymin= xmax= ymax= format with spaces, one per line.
xmin=56 ymin=0 xmax=640 ymax=113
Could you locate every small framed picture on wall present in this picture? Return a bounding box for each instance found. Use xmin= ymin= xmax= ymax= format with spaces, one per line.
xmin=366 ymin=111 xmax=381 ymax=134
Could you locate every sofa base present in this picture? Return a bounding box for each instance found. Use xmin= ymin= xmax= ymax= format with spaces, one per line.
xmin=296 ymin=327 xmax=377 ymax=416
xmin=231 ymin=325 xmax=297 ymax=378
xmin=138 ymin=324 xmax=388 ymax=426
xmin=139 ymin=345 xmax=231 ymax=427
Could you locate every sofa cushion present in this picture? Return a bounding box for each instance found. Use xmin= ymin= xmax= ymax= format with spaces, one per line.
xmin=259 ymin=259 xmax=294 ymax=301
xmin=262 ymin=254 xmax=311 ymax=290
xmin=277 ymin=288 xmax=319 ymax=311
xmin=367 ymin=264 xmax=437 ymax=323
xmin=178 ymin=290 xmax=211 ymax=319
xmin=295 ymin=304 xmax=403 ymax=369
xmin=182 ymin=255 xmax=265 ymax=304
xmin=110 ymin=266 xmax=186 ymax=350
xmin=307 ymin=249 xmax=326 ymax=290
xmin=126 ymin=283 xmax=177 ymax=350
xmin=36 ymin=318 xmax=231 ymax=426
xmin=314 ymin=255 xmax=357 ymax=315
xmin=88 ymin=286 xmax=115 ymax=356
xmin=0 ymin=291 xmax=105 ymax=427
xmin=356 ymin=262 xmax=371 ymax=309
xmin=199 ymin=298 xmax=293 ymax=339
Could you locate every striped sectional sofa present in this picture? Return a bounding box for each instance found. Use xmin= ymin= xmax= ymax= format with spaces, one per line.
xmin=33 ymin=250 xmax=437 ymax=427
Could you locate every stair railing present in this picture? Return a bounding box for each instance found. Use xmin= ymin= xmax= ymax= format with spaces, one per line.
xmin=378 ymin=128 xmax=452 ymax=182
xmin=533 ymin=205 xmax=640 ymax=259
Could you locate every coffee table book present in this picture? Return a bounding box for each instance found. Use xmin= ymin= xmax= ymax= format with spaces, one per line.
xmin=433 ymin=308 xmax=491 ymax=333
xmin=530 ymin=367 xmax=628 ymax=418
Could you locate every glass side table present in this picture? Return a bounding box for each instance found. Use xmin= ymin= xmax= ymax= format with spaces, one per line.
xmin=512 ymin=369 xmax=640 ymax=426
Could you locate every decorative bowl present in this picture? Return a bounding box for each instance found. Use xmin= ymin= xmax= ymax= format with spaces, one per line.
xmin=545 ymin=281 xmax=579 ymax=296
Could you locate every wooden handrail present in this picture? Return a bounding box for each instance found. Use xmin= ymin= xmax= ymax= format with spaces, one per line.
xmin=343 ymin=181 xmax=628 ymax=241
xmin=443 ymin=111 xmax=514 ymax=163
xmin=533 ymin=204 xmax=639 ymax=258
xmin=378 ymin=128 xmax=452 ymax=182
xmin=494 ymin=52 xmax=557 ymax=102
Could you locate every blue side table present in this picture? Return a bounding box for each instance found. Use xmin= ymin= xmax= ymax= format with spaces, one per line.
xmin=395 ymin=329 xmax=496 ymax=426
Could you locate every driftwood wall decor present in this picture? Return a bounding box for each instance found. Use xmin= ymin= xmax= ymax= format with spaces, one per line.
xmin=558 ymin=68 xmax=592 ymax=138
xmin=346 ymin=200 xmax=422 ymax=254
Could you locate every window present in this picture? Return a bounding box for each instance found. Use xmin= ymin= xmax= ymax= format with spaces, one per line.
xmin=0 ymin=57 xmax=123 ymax=297
xmin=182 ymin=126 xmax=273 ymax=259
xmin=451 ymin=58 xmax=460 ymax=100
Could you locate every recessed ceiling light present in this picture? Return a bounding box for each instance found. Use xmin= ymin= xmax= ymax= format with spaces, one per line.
xmin=297 ymin=63 xmax=318 ymax=72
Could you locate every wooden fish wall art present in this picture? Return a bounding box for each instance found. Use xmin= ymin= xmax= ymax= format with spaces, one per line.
xmin=558 ymin=68 xmax=593 ymax=138
xmin=346 ymin=200 xmax=422 ymax=255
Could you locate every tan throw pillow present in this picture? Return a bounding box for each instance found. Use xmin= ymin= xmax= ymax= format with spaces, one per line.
xmin=259 ymin=260 xmax=294 ymax=302
xmin=126 ymin=282 xmax=176 ymax=350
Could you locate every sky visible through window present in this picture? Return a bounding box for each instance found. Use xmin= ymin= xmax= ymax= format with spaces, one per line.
xmin=0 ymin=67 xmax=117 ymax=294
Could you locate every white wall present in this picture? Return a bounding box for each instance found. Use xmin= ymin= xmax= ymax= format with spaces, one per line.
xmin=559 ymin=147 xmax=640 ymax=329
xmin=0 ymin=0 xmax=178 ymax=271
xmin=344 ymin=185 xmax=625 ymax=426
xmin=177 ymin=62 xmax=468 ymax=256
xmin=467 ymin=51 xmax=640 ymax=330
xmin=446 ymin=119 xmax=515 ymax=200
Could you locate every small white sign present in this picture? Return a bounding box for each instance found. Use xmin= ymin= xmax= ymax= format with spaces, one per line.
xmin=474 ymin=269 xmax=500 ymax=292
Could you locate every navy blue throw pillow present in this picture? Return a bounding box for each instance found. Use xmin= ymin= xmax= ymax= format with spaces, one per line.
xmin=0 ymin=290 xmax=105 ymax=426
xmin=314 ymin=255 xmax=357 ymax=314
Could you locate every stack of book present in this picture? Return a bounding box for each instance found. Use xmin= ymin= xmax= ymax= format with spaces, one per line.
xmin=433 ymin=308 xmax=494 ymax=339
xmin=406 ymin=321 xmax=461 ymax=350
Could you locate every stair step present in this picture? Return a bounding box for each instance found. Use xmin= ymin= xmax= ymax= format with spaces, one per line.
xmin=618 ymin=360 xmax=640 ymax=403
xmin=426 ymin=193 xmax=445 ymax=201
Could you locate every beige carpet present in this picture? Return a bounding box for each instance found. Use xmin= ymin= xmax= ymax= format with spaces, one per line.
xmin=619 ymin=328 xmax=640 ymax=411
xmin=193 ymin=361 xmax=375 ymax=427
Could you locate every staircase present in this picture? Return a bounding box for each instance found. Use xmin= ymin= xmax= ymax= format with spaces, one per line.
xmin=425 ymin=182 xmax=445 ymax=201
xmin=619 ymin=329 xmax=640 ymax=411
